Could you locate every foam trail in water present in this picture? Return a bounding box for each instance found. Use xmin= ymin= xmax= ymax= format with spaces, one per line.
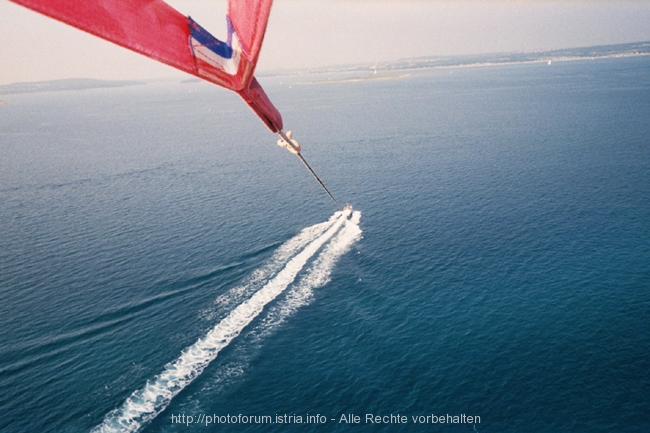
xmin=254 ymin=211 xmax=362 ymax=338
xmin=92 ymin=211 xmax=349 ymax=433
xmin=201 ymin=215 xmax=339 ymax=318
xmin=189 ymin=211 xmax=362 ymax=401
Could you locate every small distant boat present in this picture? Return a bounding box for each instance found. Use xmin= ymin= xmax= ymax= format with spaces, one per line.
xmin=548 ymin=60 xmax=552 ymax=66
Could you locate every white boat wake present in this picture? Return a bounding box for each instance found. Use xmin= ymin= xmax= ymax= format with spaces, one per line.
xmin=92 ymin=209 xmax=362 ymax=433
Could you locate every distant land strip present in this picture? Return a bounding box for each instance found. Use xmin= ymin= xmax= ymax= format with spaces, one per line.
xmin=264 ymin=40 xmax=650 ymax=77
xmin=297 ymin=73 xmax=411 ymax=85
xmin=3 ymin=41 xmax=648 ymax=91
xmin=0 ymin=78 xmax=146 ymax=95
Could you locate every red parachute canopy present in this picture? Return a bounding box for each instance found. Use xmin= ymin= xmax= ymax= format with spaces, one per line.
xmin=10 ymin=0 xmax=283 ymax=132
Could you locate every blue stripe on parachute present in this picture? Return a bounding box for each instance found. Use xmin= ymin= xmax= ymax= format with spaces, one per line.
xmin=188 ymin=17 xmax=233 ymax=59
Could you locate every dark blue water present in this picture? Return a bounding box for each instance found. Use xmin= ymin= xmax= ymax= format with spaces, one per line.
xmin=1 ymin=56 xmax=649 ymax=432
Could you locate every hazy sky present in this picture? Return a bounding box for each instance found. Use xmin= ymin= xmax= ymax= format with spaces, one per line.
xmin=2 ymin=0 xmax=650 ymax=85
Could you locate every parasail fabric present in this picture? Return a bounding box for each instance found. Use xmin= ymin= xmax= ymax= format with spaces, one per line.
xmin=11 ymin=0 xmax=194 ymax=74
xmin=188 ymin=17 xmax=242 ymax=91
xmin=228 ymin=0 xmax=274 ymax=81
xmin=238 ymin=77 xmax=283 ymax=132
xmin=10 ymin=0 xmax=283 ymax=132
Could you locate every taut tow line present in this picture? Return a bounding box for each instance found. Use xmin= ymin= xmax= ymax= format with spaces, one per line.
xmin=278 ymin=130 xmax=341 ymax=209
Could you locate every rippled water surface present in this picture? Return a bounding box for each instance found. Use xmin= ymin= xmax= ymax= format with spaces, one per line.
xmin=1 ymin=57 xmax=649 ymax=432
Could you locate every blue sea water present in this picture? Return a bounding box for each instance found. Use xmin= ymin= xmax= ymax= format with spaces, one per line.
xmin=1 ymin=56 xmax=650 ymax=433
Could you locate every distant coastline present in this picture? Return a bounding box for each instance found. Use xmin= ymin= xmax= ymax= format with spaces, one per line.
xmin=298 ymin=73 xmax=411 ymax=85
xmin=3 ymin=41 xmax=648 ymax=91
xmin=0 ymin=78 xmax=146 ymax=95
xmin=264 ymin=40 xmax=650 ymax=77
